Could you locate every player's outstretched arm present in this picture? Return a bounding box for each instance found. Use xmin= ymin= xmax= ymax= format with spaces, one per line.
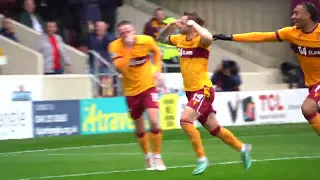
xmin=156 ymin=21 xmax=176 ymax=44
xmin=213 ymin=32 xmax=280 ymax=42
xmin=187 ymin=20 xmax=213 ymax=46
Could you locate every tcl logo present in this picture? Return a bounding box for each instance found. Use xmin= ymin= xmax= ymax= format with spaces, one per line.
xmin=259 ymin=94 xmax=284 ymax=111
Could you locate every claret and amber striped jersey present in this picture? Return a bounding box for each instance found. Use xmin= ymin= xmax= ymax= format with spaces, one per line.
xmin=108 ymin=35 xmax=162 ymax=96
xmin=233 ymin=24 xmax=320 ymax=87
xmin=168 ymin=34 xmax=212 ymax=91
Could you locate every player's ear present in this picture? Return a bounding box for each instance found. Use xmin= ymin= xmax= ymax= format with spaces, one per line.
xmin=305 ymin=11 xmax=311 ymax=19
xmin=132 ymin=26 xmax=136 ymax=34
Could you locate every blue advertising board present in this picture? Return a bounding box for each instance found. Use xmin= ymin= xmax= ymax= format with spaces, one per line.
xmin=80 ymin=97 xmax=150 ymax=135
xmin=33 ymin=100 xmax=80 ymax=137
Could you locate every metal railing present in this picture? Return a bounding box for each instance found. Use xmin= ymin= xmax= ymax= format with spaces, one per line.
xmin=162 ymin=62 xmax=180 ymax=73
xmin=88 ymin=48 xmax=181 ymax=97
xmin=88 ymin=50 xmax=122 ymax=97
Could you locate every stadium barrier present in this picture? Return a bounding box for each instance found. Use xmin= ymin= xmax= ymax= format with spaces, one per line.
xmin=0 ymin=88 xmax=308 ymax=140
xmin=0 ymin=75 xmax=93 ymax=102
xmin=0 ymin=36 xmax=43 ymax=75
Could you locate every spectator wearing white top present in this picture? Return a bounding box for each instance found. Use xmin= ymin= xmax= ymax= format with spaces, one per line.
xmin=16 ymin=0 xmax=45 ymax=34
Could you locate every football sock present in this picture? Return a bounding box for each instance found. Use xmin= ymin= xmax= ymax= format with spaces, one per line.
xmin=211 ymin=126 xmax=243 ymax=152
xmin=308 ymin=113 xmax=320 ymax=136
xmin=150 ymin=129 xmax=163 ymax=155
xmin=181 ymin=122 xmax=206 ymax=159
xmin=137 ymin=132 xmax=151 ymax=155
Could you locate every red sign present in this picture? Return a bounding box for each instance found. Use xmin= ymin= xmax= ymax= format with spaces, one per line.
xmin=259 ymin=94 xmax=284 ymax=111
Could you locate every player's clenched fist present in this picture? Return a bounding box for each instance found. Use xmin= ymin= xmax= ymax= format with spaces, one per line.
xmin=123 ymin=35 xmax=135 ymax=46
xmin=153 ymin=72 xmax=163 ymax=87
xmin=186 ymin=20 xmax=196 ymax=26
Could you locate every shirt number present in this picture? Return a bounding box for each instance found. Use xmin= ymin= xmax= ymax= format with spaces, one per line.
xmin=151 ymin=93 xmax=160 ymax=103
xmin=298 ymin=46 xmax=307 ymax=56
xmin=192 ymin=93 xmax=204 ymax=102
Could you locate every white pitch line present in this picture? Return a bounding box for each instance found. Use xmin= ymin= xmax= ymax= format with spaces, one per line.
xmin=0 ymin=132 xmax=313 ymax=156
xmin=0 ymin=133 xmax=306 ymax=156
xmin=17 ymin=155 xmax=320 ymax=180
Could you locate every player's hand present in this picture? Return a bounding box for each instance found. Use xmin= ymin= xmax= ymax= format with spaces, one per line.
xmin=168 ymin=20 xmax=179 ymax=27
xmin=153 ymin=72 xmax=164 ymax=87
xmin=123 ymin=35 xmax=135 ymax=46
xmin=186 ymin=20 xmax=195 ymax=27
xmin=212 ymin=34 xmax=233 ymax=41
xmin=87 ymin=20 xmax=95 ymax=32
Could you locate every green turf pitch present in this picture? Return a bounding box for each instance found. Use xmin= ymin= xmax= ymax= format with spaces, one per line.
xmin=0 ymin=123 xmax=319 ymax=180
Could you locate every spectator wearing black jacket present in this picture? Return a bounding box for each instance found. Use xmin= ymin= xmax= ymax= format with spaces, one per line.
xmin=211 ymin=59 xmax=242 ymax=92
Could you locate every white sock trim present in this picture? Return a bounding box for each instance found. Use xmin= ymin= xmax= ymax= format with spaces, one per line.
xmin=197 ymin=156 xmax=207 ymax=162
xmin=240 ymin=144 xmax=246 ymax=152
xmin=145 ymin=152 xmax=153 ymax=159
xmin=154 ymin=154 xmax=161 ymax=159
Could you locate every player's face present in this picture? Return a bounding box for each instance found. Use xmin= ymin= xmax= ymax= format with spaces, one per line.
xmin=118 ymin=24 xmax=135 ymax=39
xmin=292 ymin=5 xmax=310 ymax=28
xmin=177 ymin=16 xmax=191 ymax=35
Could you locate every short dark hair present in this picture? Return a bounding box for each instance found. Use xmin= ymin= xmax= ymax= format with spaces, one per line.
xmin=155 ymin=7 xmax=163 ymax=12
xmin=300 ymin=2 xmax=319 ymax=22
xmin=116 ymin=20 xmax=132 ymax=28
xmin=46 ymin=19 xmax=57 ymax=24
xmin=183 ymin=12 xmax=205 ymax=26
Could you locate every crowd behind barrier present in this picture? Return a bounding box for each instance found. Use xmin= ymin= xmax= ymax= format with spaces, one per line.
xmin=0 ymin=0 xmax=306 ymax=98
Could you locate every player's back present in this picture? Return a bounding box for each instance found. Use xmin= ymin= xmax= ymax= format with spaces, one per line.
xmin=109 ymin=35 xmax=156 ymax=96
xmin=281 ymin=25 xmax=320 ymax=87
xmin=171 ymin=34 xmax=212 ymax=91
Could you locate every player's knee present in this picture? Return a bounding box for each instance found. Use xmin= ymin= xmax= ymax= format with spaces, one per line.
xmin=149 ymin=121 xmax=160 ymax=130
xmin=150 ymin=128 xmax=162 ymax=134
xmin=135 ymin=131 xmax=146 ymax=138
xmin=180 ymin=118 xmax=193 ymax=126
xmin=209 ymin=126 xmax=221 ymax=136
xmin=301 ymin=99 xmax=318 ymax=120
xmin=148 ymin=117 xmax=160 ymax=130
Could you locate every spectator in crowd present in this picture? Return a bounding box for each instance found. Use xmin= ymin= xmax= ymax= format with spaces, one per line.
xmin=0 ymin=16 xmax=19 ymax=42
xmin=16 ymin=0 xmax=45 ymax=34
xmin=211 ymin=59 xmax=242 ymax=92
xmin=86 ymin=21 xmax=115 ymax=74
xmin=143 ymin=8 xmax=166 ymax=39
xmin=70 ymin=0 xmax=102 ymax=42
xmin=280 ymin=61 xmax=306 ymax=89
xmin=34 ymin=0 xmax=69 ymax=40
xmin=36 ymin=21 xmax=71 ymax=75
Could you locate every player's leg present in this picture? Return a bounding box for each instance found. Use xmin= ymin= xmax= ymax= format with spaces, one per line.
xmin=200 ymin=113 xmax=252 ymax=170
xmin=198 ymin=87 xmax=251 ymax=170
xmin=180 ymin=91 xmax=207 ymax=175
xmin=143 ymin=87 xmax=166 ymax=170
xmin=301 ymin=84 xmax=320 ymax=136
xmin=126 ymin=95 xmax=154 ymax=170
xmin=180 ymin=106 xmax=207 ymax=175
